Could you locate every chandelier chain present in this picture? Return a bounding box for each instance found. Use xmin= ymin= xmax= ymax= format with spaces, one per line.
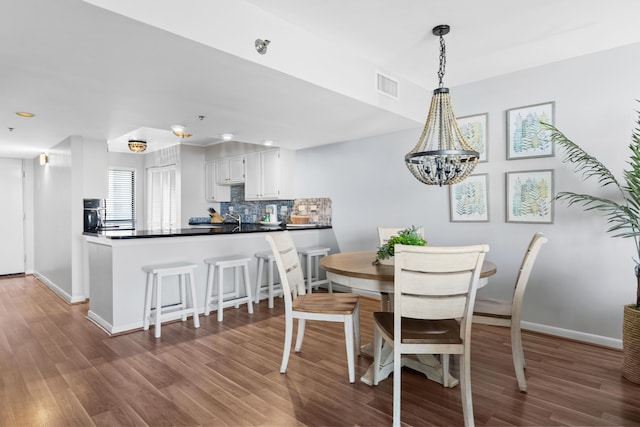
xmin=437 ymin=34 xmax=446 ymax=88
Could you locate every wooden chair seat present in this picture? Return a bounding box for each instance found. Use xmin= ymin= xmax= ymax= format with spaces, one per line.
xmin=373 ymin=312 xmax=462 ymax=344
xmin=293 ymin=293 xmax=359 ymax=314
xmin=473 ymin=298 xmax=512 ymax=319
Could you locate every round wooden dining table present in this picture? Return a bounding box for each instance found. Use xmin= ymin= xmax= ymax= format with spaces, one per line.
xmin=319 ymin=250 xmax=497 ymax=386
xmin=320 ymin=250 xmax=496 ymax=297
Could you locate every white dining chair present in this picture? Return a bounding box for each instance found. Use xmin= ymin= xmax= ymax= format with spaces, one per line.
xmin=473 ymin=232 xmax=548 ymax=392
xmin=372 ymin=243 xmax=489 ymax=427
xmin=265 ymin=231 xmax=361 ymax=382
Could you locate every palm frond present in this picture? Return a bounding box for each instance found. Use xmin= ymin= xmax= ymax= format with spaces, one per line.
xmin=542 ymin=122 xmax=622 ymax=192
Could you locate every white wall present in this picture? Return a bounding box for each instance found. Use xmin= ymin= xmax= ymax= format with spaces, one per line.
xmin=180 ymin=145 xmax=208 ymax=227
xmin=33 ymin=136 xmax=108 ymax=303
xmin=34 ymin=138 xmax=74 ymax=301
xmin=295 ymin=42 xmax=640 ymax=347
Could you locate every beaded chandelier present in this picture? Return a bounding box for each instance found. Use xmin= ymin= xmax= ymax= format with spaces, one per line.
xmin=405 ymin=25 xmax=478 ymax=186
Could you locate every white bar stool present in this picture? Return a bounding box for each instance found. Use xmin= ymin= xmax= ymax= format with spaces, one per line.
xmin=142 ymin=261 xmax=200 ymax=339
xmin=298 ymin=246 xmax=332 ymax=293
xmin=204 ymin=256 xmax=254 ymax=322
xmin=254 ymin=251 xmax=284 ymax=308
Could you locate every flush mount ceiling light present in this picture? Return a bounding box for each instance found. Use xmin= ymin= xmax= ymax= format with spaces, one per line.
xmin=171 ymin=125 xmax=192 ymax=138
xmin=263 ymin=140 xmax=274 ymax=146
xmin=16 ymin=111 xmax=35 ymax=118
xmin=255 ymin=38 xmax=270 ymax=55
xmin=221 ymin=133 xmax=234 ymax=141
xmin=404 ymin=25 xmax=478 ymax=187
xmin=128 ymin=139 xmax=147 ymax=152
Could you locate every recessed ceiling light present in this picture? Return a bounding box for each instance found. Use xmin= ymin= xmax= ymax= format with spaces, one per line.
xmin=16 ymin=112 xmax=34 ymax=118
xmin=221 ymin=133 xmax=234 ymax=141
xmin=263 ymin=140 xmax=274 ymax=146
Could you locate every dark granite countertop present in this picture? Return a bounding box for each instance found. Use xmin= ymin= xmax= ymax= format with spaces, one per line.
xmin=83 ymin=223 xmax=331 ymax=239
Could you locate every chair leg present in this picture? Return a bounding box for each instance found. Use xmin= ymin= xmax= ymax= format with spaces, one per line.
xmin=143 ymin=272 xmax=153 ymax=330
xmin=154 ymin=275 xmax=162 ymax=339
xmin=460 ymin=352 xmax=475 ymax=427
xmin=511 ymin=322 xmax=527 ymax=392
xmin=179 ymin=273 xmax=187 ymax=321
xmin=217 ymin=265 xmax=225 ymax=322
xmin=343 ymin=315 xmax=355 ymax=383
xmin=442 ymin=354 xmax=450 ymax=388
xmin=280 ymin=315 xmax=293 ymax=374
xmin=204 ymin=264 xmax=214 ymax=316
xmin=188 ymin=270 xmax=200 ymax=328
xmin=306 ymin=254 xmax=313 ymax=294
xmin=254 ymin=258 xmax=264 ymax=304
xmin=294 ymin=319 xmax=306 ymax=352
xmin=354 ymin=303 xmax=361 ymax=356
xmin=392 ymin=344 xmax=402 ymax=427
xmin=243 ymin=262 xmax=254 ymax=314
xmin=233 ymin=266 xmax=240 ymax=309
xmin=268 ymin=260 xmax=275 ymax=309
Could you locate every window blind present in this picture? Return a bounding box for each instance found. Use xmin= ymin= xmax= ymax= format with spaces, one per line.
xmin=106 ymin=169 xmax=135 ymax=229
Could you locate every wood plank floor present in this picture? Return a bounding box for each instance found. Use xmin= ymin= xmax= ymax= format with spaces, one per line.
xmin=1 ymin=275 xmax=640 ymax=426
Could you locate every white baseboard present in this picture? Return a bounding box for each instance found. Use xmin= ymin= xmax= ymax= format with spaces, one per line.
xmin=34 ymin=272 xmax=86 ymax=304
xmin=522 ymin=321 xmax=622 ymax=349
xmin=87 ymin=310 xmax=144 ymax=335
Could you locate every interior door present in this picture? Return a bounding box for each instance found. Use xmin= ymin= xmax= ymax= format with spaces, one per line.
xmin=0 ymin=159 xmax=25 ymax=275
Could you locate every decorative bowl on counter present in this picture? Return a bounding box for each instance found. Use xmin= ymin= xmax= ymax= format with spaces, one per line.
xmin=290 ymin=215 xmax=310 ymax=224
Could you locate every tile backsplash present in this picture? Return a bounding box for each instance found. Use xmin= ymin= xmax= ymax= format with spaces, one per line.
xmin=219 ymin=185 xmax=331 ymax=225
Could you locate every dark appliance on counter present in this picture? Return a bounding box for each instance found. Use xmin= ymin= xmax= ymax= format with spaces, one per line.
xmin=83 ymin=198 xmax=104 ymax=232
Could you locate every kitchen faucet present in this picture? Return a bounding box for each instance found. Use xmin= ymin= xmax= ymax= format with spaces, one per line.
xmin=225 ymin=212 xmax=241 ymax=229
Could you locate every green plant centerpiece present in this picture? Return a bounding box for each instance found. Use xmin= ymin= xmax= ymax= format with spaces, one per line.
xmin=544 ymin=114 xmax=640 ymax=383
xmin=373 ymin=226 xmax=427 ymax=265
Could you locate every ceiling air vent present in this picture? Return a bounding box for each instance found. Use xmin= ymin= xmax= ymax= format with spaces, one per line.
xmin=376 ymin=72 xmax=399 ymax=99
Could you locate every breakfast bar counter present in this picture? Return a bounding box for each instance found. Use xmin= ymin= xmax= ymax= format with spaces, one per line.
xmin=85 ymin=224 xmax=335 ymax=335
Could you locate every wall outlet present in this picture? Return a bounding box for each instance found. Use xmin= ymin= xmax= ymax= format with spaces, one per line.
xmin=299 ymin=205 xmax=307 ymax=212
xmin=244 ymin=208 xmax=249 ymax=215
xmin=309 ymin=204 xmax=317 ymax=211
xmin=281 ymin=206 xmax=288 ymax=213
xmin=228 ymin=206 xmax=234 ymax=213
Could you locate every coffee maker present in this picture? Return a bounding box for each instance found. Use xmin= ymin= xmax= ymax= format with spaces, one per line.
xmin=83 ymin=198 xmax=104 ymax=232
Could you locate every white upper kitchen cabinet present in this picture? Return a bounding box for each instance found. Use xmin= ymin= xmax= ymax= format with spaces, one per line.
xmin=205 ymin=161 xmax=231 ymax=202
xmin=244 ymin=148 xmax=295 ymax=200
xmin=216 ymin=156 xmax=244 ymax=185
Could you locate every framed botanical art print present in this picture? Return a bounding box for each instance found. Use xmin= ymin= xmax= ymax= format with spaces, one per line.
xmin=506 ymin=101 xmax=555 ymax=160
xmin=457 ymin=113 xmax=488 ymax=162
xmin=449 ymin=173 xmax=489 ymax=222
xmin=506 ymin=169 xmax=554 ymax=223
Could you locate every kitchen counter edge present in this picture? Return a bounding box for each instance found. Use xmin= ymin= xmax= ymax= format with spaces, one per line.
xmin=83 ymin=224 xmax=332 ymax=240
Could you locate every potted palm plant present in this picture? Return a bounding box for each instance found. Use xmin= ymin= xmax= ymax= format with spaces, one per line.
xmin=545 ymin=115 xmax=640 ymax=384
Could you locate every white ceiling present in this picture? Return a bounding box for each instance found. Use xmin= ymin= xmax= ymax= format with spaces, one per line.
xmin=3 ymin=0 xmax=640 ymax=159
